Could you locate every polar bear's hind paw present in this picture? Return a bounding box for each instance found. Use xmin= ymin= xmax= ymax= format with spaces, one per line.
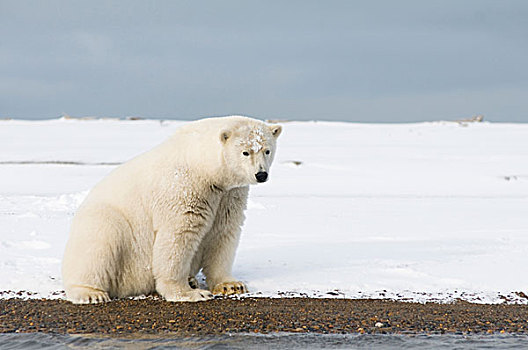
xmin=212 ymin=281 xmax=248 ymax=296
xmin=165 ymin=289 xmax=213 ymax=302
xmin=66 ymin=286 xmax=110 ymax=304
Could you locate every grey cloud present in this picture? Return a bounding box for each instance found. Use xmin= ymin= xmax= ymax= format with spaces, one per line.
xmin=1 ymin=0 xmax=527 ymax=121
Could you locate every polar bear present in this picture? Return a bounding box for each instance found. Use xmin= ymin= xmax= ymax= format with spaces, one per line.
xmin=62 ymin=116 xmax=282 ymax=304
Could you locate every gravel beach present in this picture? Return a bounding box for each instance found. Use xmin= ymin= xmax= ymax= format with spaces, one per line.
xmin=1 ymin=297 xmax=527 ymax=336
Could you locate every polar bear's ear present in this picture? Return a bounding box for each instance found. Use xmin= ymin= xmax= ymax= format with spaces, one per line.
xmin=220 ymin=129 xmax=231 ymax=143
xmin=270 ymin=125 xmax=282 ymax=139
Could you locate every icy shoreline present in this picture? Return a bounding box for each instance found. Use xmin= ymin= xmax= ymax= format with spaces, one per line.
xmin=2 ymin=118 xmax=528 ymax=304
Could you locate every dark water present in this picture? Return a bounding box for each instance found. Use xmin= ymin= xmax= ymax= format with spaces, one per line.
xmin=1 ymin=333 xmax=527 ymax=350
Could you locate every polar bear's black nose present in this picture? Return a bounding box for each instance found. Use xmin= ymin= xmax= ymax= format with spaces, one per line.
xmin=255 ymin=172 xmax=268 ymax=183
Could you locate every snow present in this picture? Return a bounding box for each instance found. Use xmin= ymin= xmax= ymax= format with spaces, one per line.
xmin=238 ymin=126 xmax=266 ymax=153
xmin=2 ymin=117 xmax=528 ymax=303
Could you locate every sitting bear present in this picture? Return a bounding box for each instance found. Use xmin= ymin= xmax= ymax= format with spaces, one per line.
xmin=62 ymin=116 xmax=282 ymax=303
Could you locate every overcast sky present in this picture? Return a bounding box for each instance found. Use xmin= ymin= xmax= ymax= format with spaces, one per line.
xmin=1 ymin=1 xmax=527 ymax=122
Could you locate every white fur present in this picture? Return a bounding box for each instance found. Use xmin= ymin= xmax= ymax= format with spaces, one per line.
xmin=62 ymin=116 xmax=282 ymax=303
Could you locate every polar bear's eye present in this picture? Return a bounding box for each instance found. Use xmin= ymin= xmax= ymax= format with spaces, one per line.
xmin=265 ymin=150 xmax=270 ymax=155
xmin=242 ymin=151 xmax=250 ymax=156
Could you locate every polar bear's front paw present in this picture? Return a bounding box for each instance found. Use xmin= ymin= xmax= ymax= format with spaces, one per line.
xmin=66 ymin=286 xmax=110 ymax=304
xmin=165 ymin=289 xmax=213 ymax=302
xmin=212 ymin=281 xmax=248 ymax=296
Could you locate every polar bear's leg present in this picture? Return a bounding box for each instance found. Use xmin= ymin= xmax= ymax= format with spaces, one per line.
xmin=63 ymin=205 xmax=131 ymax=304
xmin=152 ymin=216 xmax=214 ymax=302
xmin=202 ymin=187 xmax=249 ymax=295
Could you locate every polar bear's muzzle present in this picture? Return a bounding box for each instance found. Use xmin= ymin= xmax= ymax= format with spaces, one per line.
xmin=255 ymin=171 xmax=268 ymax=183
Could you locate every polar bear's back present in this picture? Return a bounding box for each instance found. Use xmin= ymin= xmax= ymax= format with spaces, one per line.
xmin=175 ymin=115 xmax=259 ymax=134
xmin=167 ymin=116 xmax=261 ymax=146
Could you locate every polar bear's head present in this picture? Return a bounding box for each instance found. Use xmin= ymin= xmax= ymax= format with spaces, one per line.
xmin=220 ymin=123 xmax=282 ymax=187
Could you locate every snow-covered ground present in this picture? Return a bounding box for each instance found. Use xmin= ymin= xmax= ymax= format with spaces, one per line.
xmin=1 ymin=117 xmax=528 ymax=303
